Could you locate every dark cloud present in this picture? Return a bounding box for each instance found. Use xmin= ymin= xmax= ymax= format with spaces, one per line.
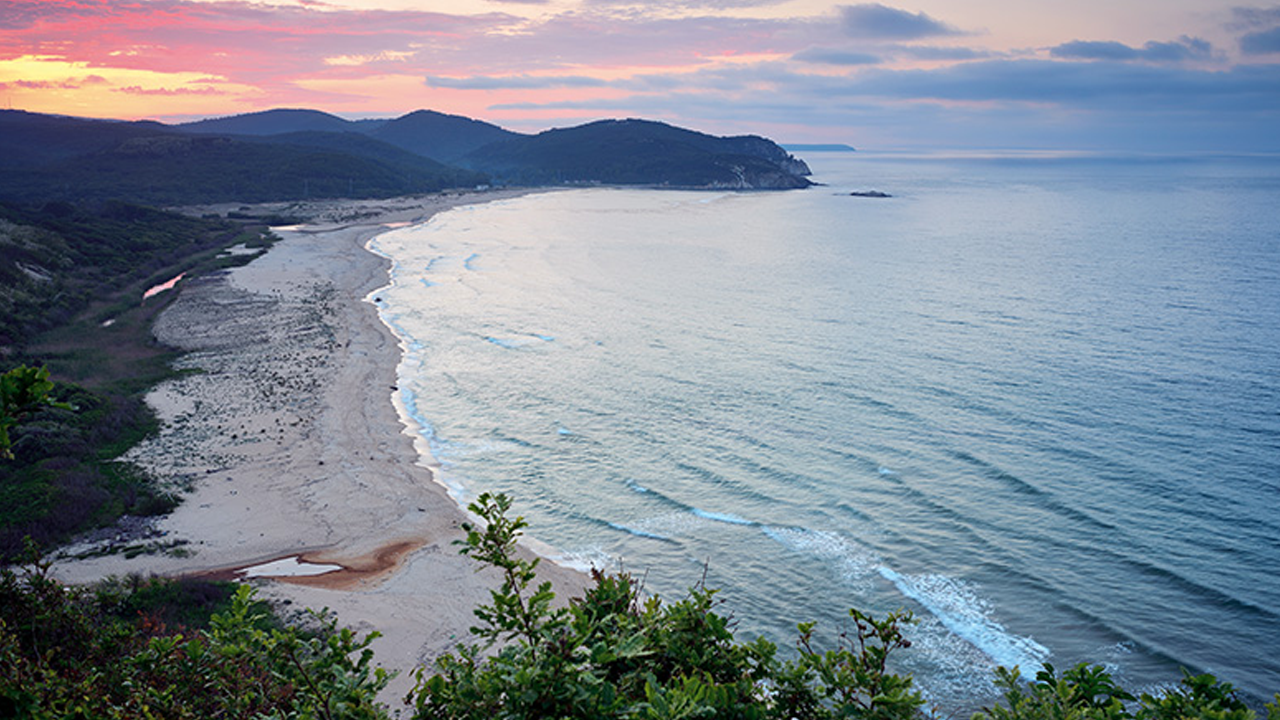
xmin=1228 ymin=6 xmax=1280 ymax=30
xmin=845 ymin=60 xmax=1280 ymax=112
xmin=492 ymin=59 xmax=1280 ymax=150
xmin=426 ymin=74 xmax=608 ymax=89
xmin=1050 ymin=37 xmax=1212 ymax=63
xmin=792 ymin=47 xmax=881 ymax=65
xmin=523 ymin=57 xmax=1280 ymax=115
xmin=0 ymin=0 xmax=114 ymax=30
xmin=893 ymin=45 xmax=992 ymax=61
xmin=839 ymin=4 xmax=961 ymax=40
xmin=1051 ymin=40 xmax=1139 ymax=61
xmin=1241 ymin=26 xmax=1280 ymax=53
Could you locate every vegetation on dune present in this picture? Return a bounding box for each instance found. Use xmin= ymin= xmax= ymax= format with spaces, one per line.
xmin=0 ymin=547 xmax=389 ymax=719
xmin=0 ymin=200 xmax=269 ymax=350
xmin=0 ymin=367 xmax=179 ymax=560
xmin=0 ymin=202 xmax=278 ymax=560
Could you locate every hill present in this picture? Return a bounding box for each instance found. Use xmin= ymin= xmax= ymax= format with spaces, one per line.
xmin=176 ymin=108 xmax=517 ymax=164
xmin=461 ymin=118 xmax=812 ymax=189
xmin=367 ymin=109 xmax=520 ymax=162
xmin=0 ymin=109 xmax=813 ymax=204
xmin=175 ymin=110 xmax=810 ymax=187
xmin=174 ymin=108 xmax=358 ymax=136
xmin=0 ymin=111 xmax=487 ymax=206
xmin=0 ymin=111 xmax=169 ymax=169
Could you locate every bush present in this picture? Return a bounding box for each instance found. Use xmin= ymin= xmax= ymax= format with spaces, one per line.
xmin=974 ymin=663 xmax=1279 ymax=720
xmin=410 ymin=492 xmax=925 ymax=720
xmin=0 ymin=545 xmax=392 ymax=719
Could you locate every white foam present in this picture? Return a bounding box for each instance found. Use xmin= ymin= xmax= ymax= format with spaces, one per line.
xmin=690 ymin=508 xmax=754 ymax=525
xmin=622 ymin=512 xmax=709 ymax=537
xmin=763 ymin=526 xmax=879 ymax=588
xmin=878 ymin=567 xmax=1050 ymax=670
xmin=608 ymin=521 xmax=672 ymax=541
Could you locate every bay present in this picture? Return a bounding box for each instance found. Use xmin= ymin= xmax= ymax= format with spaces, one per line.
xmin=369 ymin=151 xmax=1280 ymax=712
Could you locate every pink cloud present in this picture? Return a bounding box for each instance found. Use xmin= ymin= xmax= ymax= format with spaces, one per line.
xmin=115 ymin=84 xmax=227 ymax=95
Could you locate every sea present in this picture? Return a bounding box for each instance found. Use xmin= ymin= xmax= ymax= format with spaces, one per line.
xmin=366 ymin=151 xmax=1280 ymax=714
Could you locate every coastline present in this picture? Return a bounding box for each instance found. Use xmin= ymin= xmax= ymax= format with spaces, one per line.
xmin=51 ymin=189 xmax=587 ymax=707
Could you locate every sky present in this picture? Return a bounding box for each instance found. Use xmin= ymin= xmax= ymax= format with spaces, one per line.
xmin=2 ymin=0 xmax=1279 ymax=150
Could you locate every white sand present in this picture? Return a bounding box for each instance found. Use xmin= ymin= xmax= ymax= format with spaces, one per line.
xmin=52 ymin=190 xmax=587 ymax=710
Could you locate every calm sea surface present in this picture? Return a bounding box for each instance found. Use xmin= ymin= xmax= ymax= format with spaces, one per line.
xmin=368 ymin=152 xmax=1280 ymax=712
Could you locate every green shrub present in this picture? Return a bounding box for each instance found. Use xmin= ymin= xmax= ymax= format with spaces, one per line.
xmin=410 ymin=492 xmax=925 ymax=720
xmin=975 ymin=662 xmax=1279 ymax=720
xmin=0 ymin=545 xmax=392 ymax=719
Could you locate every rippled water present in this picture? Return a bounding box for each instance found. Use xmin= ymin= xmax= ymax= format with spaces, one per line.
xmin=368 ymin=152 xmax=1280 ymax=712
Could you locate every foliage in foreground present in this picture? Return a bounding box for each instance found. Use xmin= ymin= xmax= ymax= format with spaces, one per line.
xmin=975 ymin=663 xmax=1279 ymax=720
xmin=0 ymin=548 xmax=390 ymax=719
xmin=411 ymin=492 xmax=925 ymax=720
xmin=1 ymin=493 xmax=1276 ymax=719
xmin=412 ymin=493 xmax=1279 ymax=720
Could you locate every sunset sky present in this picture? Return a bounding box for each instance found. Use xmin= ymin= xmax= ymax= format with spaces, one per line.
xmin=2 ymin=0 xmax=1278 ymax=150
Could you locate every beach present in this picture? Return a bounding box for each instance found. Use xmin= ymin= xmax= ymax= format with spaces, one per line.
xmin=52 ymin=190 xmax=587 ymax=707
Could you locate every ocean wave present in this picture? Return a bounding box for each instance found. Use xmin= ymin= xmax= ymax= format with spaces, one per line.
xmin=764 ymin=525 xmax=1048 ymax=672
xmin=763 ymin=526 xmax=879 ymax=589
xmin=689 ymin=507 xmax=756 ymax=526
xmin=483 ymin=333 xmax=556 ymax=349
xmin=878 ymin=567 xmax=1050 ymax=671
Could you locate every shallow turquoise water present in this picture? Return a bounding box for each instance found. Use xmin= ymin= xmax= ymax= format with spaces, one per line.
xmin=369 ymin=152 xmax=1280 ymax=712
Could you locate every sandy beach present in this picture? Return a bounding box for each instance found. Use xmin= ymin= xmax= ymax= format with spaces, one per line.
xmin=52 ymin=189 xmax=587 ymax=709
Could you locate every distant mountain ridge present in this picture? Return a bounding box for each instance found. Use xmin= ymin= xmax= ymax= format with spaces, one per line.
xmin=0 ymin=111 xmax=486 ymax=205
xmin=0 ymin=108 xmax=813 ymax=205
xmin=173 ymin=108 xmax=517 ymax=163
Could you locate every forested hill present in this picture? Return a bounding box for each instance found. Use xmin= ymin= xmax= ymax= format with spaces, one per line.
xmin=459 ymin=118 xmax=812 ymax=189
xmin=171 ymin=107 xmax=518 ymax=163
xmin=175 ymin=110 xmax=811 ymax=189
xmin=0 ymin=111 xmax=486 ymax=206
xmin=1 ymin=109 xmax=812 ymax=205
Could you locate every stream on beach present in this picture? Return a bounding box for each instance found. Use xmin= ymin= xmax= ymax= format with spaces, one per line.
xmin=367 ymin=152 xmax=1280 ymax=713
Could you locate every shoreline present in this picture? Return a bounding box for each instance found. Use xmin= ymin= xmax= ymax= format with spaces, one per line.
xmin=51 ymin=189 xmax=587 ymax=707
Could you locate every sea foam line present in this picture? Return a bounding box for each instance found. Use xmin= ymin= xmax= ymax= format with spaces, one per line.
xmin=878 ymin=566 xmax=1050 ymax=671
xmin=765 ymin=525 xmax=1048 ymax=671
